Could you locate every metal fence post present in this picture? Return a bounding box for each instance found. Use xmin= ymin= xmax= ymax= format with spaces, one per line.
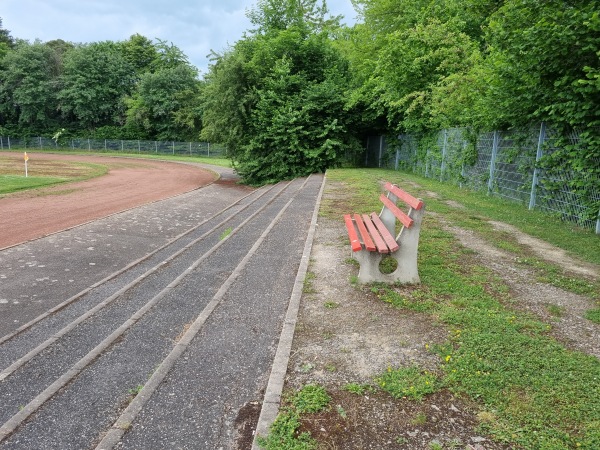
xmin=155 ymin=141 xmax=158 ymax=153
xmin=172 ymin=141 xmax=175 ymax=155
xmin=378 ymin=136 xmax=384 ymax=168
xmin=8 ymin=136 xmax=10 ymax=150
xmin=39 ymin=136 xmax=42 ymax=149
xmin=207 ymin=142 xmax=210 ymax=157
xmin=487 ymin=131 xmax=499 ymax=194
xmin=440 ymin=129 xmax=448 ymax=181
xmin=138 ymin=140 xmax=140 ymax=153
xmin=87 ymin=139 xmax=91 ymax=151
xmin=596 ymin=210 xmax=600 ymax=234
xmin=1 ymin=136 xmax=3 ymax=150
xmin=529 ymin=122 xmax=546 ymax=210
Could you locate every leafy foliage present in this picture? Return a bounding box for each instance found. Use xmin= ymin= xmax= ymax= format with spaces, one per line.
xmin=201 ymin=1 xmax=360 ymax=184
xmin=0 ymin=33 xmax=200 ymax=140
xmin=125 ymin=65 xmax=202 ymax=140
xmin=58 ymin=41 xmax=135 ymax=131
xmin=0 ymin=41 xmax=62 ymax=133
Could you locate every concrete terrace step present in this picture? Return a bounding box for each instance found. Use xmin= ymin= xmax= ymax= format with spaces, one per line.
xmin=0 ymin=173 xmax=325 ymax=450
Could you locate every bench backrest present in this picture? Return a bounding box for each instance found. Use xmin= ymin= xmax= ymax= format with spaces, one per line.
xmin=379 ymin=182 xmax=424 ymax=237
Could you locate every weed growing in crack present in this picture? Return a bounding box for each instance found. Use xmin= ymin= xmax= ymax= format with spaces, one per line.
xmin=128 ymin=385 xmax=144 ymax=396
xmin=219 ymin=227 xmax=232 ymax=240
xmin=303 ymin=272 xmax=317 ymax=294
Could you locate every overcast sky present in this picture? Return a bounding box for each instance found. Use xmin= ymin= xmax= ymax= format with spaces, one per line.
xmin=1 ymin=0 xmax=359 ymax=75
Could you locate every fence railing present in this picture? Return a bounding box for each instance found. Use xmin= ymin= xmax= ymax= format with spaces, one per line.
xmin=0 ymin=136 xmax=227 ymax=158
xmin=366 ymin=124 xmax=600 ymax=234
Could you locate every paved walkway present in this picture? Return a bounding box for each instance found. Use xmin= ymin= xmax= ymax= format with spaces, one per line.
xmin=0 ymin=164 xmax=324 ymax=449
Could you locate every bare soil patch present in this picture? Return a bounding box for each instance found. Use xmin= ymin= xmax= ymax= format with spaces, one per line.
xmin=0 ymin=152 xmax=215 ymax=249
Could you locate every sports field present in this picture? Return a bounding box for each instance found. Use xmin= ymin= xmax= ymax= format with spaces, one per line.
xmin=0 ymin=152 xmax=215 ymax=249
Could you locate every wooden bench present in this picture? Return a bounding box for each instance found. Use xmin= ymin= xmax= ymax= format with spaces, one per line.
xmin=344 ymin=182 xmax=425 ymax=284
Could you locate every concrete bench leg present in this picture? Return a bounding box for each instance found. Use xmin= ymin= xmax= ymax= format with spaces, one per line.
xmin=351 ymin=205 xmax=424 ymax=285
xmin=354 ymin=250 xmax=384 ymax=284
xmin=389 ymin=223 xmax=421 ymax=284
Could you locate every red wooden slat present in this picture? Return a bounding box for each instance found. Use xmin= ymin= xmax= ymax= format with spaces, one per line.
xmin=370 ymin=213 xmax=399 ymax=252
xmin=354 ymin=214 xmax=377 ymax=252
xmin=343 ymin=214 xmax=362 ymax=252
xmin=384 ymin=182 xmax=424 ymax=210
xmin=362 ymin=214 xmax=389 ymax=253
xmin=380 ymin=194 xmax=414 ymax=228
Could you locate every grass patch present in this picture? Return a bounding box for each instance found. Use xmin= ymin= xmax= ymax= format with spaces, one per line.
xmin=546 ymin=304 xmax=564 ymax=318
xmin=258 ymin=384 xmax=330 ymax=450
xmin=585 ymin=308 xmax=600 ymax=324
xmin=0 ymin=175 xmax=67 ymax=194
xmin=379 ymin=255 xmax=398 ymax=274
xmin=376 ymin=366 xmax=439 ymax=401
xmin=303 ymin=272 xmax=317 ymax=294
xmin=325 ymin=168 xmax=600 ymax=449
xmin=516 ymin=257 xmax=600 ymax=300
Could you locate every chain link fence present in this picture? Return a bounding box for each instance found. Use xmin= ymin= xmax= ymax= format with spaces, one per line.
xmin=369 ymin=124 xmax=600 ymax=234
xmin=0 ymin=136 xmax=227 ymax=158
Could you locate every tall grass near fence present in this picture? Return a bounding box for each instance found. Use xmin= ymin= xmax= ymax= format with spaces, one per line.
xmin=366 ymin=124 xmax=600 ymax=234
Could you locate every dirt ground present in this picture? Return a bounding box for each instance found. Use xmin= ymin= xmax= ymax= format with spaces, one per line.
xmin=0 ymin=152 xmax=215 ymax=249
xmin=277 ymin=179 xmax=599 ymax=450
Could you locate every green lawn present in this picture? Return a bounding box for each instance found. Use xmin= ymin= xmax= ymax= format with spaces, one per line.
xmin=0 ymin=175 xmax=68 ymax=195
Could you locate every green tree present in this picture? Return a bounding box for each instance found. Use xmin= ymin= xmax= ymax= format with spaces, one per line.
xmin=125 ymin=64 xmax=202 ymax=140
xmin=58 ymin=41 xmax=136 ymax=131
xmin=0 ymin=40 xmax=62 ymax=133
xmin=473 ymin=0 xmax=600 ymax=216
xmin=247 ymin=0 xmax=340 ymax=34
xmin=476 ymin=0 xmax=600 ymax=130
xmin=120 ymin=34 xmax=158 ymax=76
xmin=0 ymin=17 xmax=14 ymax=62
xmin=202 ymin=0 xmax=357 ymax=184
xmin=342 ymin=0 xmax=489 ymax=133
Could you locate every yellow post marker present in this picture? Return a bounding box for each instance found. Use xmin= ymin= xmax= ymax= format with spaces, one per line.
xmin=24 ymin=152 xmax=29 ymax=177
